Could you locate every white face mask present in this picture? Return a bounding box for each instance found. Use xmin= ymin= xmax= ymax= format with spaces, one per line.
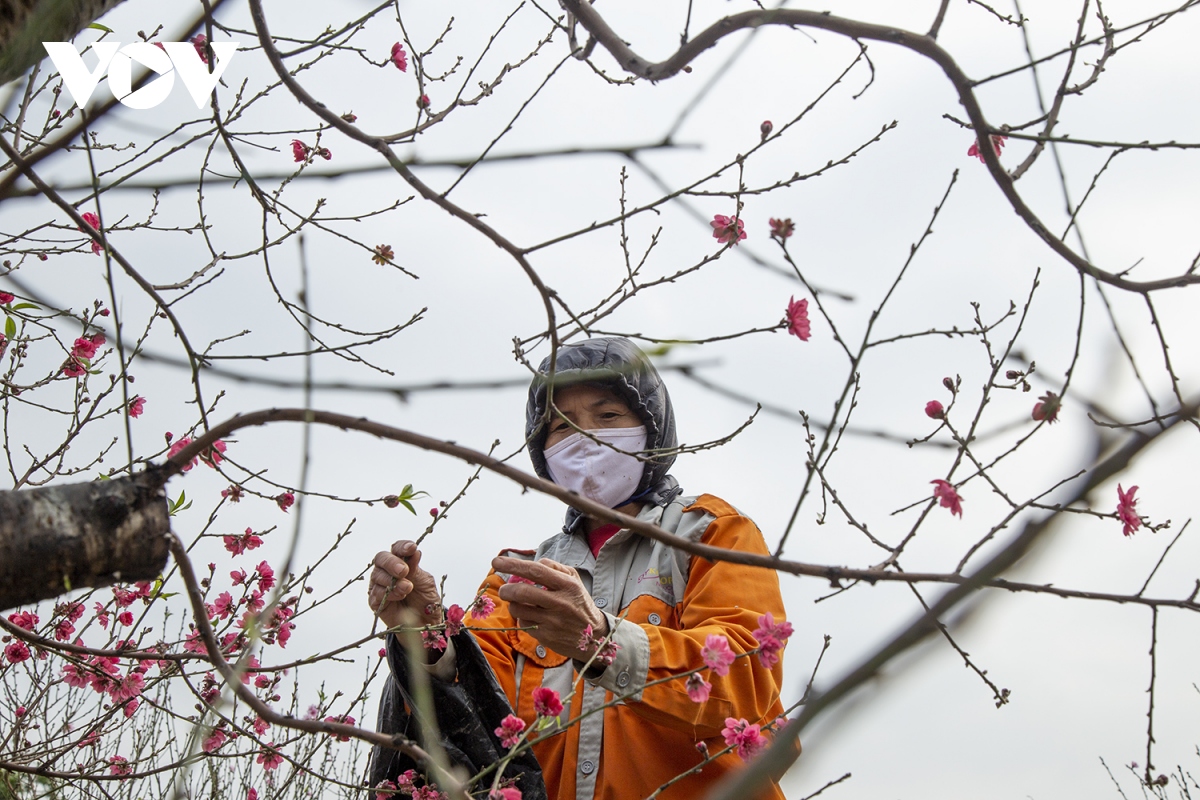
xmin=544 ymin=426 xmax=648 ymax=509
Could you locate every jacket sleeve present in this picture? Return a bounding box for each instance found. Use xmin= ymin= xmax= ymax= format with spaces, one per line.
xmin=588 ymin=496 xmax=788 ymax=739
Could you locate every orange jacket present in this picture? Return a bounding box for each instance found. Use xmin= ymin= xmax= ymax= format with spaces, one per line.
xmin=469 ymin=494 xmax=791 ymax=800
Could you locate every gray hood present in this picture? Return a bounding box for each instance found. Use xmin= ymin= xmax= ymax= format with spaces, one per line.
xmin=526 ymin=338 xmax=682 ymax=527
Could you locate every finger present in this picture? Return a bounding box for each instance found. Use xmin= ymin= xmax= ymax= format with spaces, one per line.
xmin=498 ymin=581 xmax=554 ymax=608
xmin=390 ymin=540 xmax=418 ymax=558
xmin=494 ymin=557 xmax=573 ymax=590
xmin=374 ymin=552 xmax=411 ymax=580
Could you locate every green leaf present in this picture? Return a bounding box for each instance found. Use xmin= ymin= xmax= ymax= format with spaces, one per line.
xmin=4 ymin=317 xmax=13 ymax=338
xmin=87 ymin=22 xmax=113 ymax=32
xmin=168 ymin=490 xmax=192 ymax=516
xmin=400 ymin=500 xmax=415 ymax=515
xmin=11 ymin=303 xmax=38 ymax=312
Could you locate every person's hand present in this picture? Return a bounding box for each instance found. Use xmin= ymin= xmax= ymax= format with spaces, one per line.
xmin=368 ymin=540 xmax=442 ymax=631
xmin=494 ymin=556 xmax=608 ymax=661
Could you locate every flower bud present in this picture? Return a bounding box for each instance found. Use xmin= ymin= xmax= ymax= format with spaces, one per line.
xmin=924 ymin=400 xmax=945 ymax=420
xmin=760 ymin=120 xmax=773 ymax=141
xmin=942 ymin=377 xmax=956 ymax=393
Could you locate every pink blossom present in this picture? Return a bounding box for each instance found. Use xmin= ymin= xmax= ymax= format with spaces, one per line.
xmin=112 ymin=584 xmax=148 ymax=608
xmin=167 ymin=436 xmax=198 ymax=471
xmin=79 ymin=729 xmax=101 ymax=747
xmin=925 ymin=400 xmax=944 ymax=420
xmin=1032 ymin=391 xmax=1061 ymax=424
xmin=786 ymin=296 xmax=811 ymax=341
xmin=128 ymin=396 xmax=145 ymax=418
xmin=61 ymin=357 xmax=86 ymax=378
xmin=14 ymin=706 xmax=25 ymax=717
xmin=1117 ymin=484 xmax=1141 ymax=537
xmin=200 ymin=439 xmax=227 ymax=468
xmin=54 ymin=619 xmax=75 ymax=641
xmin=203 ymin=728 xmax=227 ymax=753
xmin=489 ymin=789 xmax=522 ymax=800
xmin=256 ymin=743 xmax=284 ymax=771
xmin=710 ymin=214 xmax=746 ymax=245
xmin=291 ymin=140 xmax=308 ymax=162
xmin=753 ymin=612 xmax=794 ymax=669
xmin=375 ymin=780 xmax=397 ymax=800
xmin=722 ymin=717 xmax=768 ymax=761
xmin=212 ymin=592 xmax=235 ymax=620
xmin=79 ymin=212 xmax=103 ymax=255
xmin=417 ymin=94 xmax=431 ymax=109
xmin=469 ymin=594 xmax=496 ymax=620
xmin=246 ymin=590 xmax=265 ymax=614
xmin=108 ymin=755 xmax=132 ymax=777
xmin=495 ymin=714 xmax=525 ymax=748
xmin=252 ymin=716 xmax=270 ymax=735
xmin=445 ymin=604 xmax=465 ymax=637
xmin=222 ymin=484 xmax=245 ymax=502
xmin=71 ymin=336 xmax=99 ymax=359
xmin=422 ymin=630 xmax=447 ymax=651
xmin=93 ymin=602 xmax=110 ymax=628
xmin=190 ymin=34 xmax=209 ymax=64
xmin=533 ymin=687 xmax=563 ymax=718
xmin=768 ymin=217 xmax=794 ymax=240
xmin=117 ymin=611 xmax=133 ymax=627
xmin=324 ymin=714 xmax=355 ymax=741
xmin=8 ymin=611 xmax=38 ymax=631
xmin=247 ymin=790 xmax=259 ymax=800
xmin=224 ymin=528 xmax=264 ymax=556
xmin=107 ymin=671 xmax=144 ymax=700
xmin=0 ymin=292 xmax=13 ymax=304
xmin=429 ymin=507 xmax=439 ymax=518
xmin=231 ymin=568 xmax=248 ymax=585
xmin=255 ymin=673 xmax=271 ymax=689
xmin=4 ymin=641 xmax=31 ymax=663
xmin=931 ymin=479 xmax=963 ymax=518
xmin=183 ymin=629 xmax=207 ymax=654
xmin=390 ymin=42 xmax=408 ymax=72
xmin=276 ymin=492 xmax=295 ymax=512
xmin=967 ymin=134 xmax=1008 ymax=163
xmin=256 ymin=561 xmax=276 ymax=592
xmin=701 ymin=634 xmax=736 ymax=677
xmin=686 ymin=673 xmax=712 ymax=703
xmin=63 ymin=662 xmax=89 ymax=688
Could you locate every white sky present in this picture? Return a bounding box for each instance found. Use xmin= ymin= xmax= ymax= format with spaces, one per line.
xmin=3 ymin=1 xmax=1200 ymax=798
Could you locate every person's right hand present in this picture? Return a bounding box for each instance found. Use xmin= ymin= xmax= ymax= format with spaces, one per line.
xmin=368 ymin=540 xmax=443 ymax=631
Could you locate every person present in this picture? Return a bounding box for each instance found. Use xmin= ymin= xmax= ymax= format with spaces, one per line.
xmin=368 ymin=337 xmax=790 ymax=800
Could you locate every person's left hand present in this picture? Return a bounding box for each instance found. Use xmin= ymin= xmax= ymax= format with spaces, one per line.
xmin=494 ymin=556 xmax=608 ymax=661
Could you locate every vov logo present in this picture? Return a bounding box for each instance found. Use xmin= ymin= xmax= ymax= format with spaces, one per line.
xmin=42 ymin=41 xmax=240 ymax=110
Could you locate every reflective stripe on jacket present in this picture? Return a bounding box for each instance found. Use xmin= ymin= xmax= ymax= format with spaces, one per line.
xmin=470 ymin=493 xmax=790 ymax=800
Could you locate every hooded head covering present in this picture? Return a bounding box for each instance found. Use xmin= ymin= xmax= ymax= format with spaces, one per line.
xmin=526 ymin=338 xmax=682 ymax=523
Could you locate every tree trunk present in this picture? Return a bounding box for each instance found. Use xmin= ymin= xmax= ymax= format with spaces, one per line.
xmin=0 ymin=467 xmax=169 ymax=611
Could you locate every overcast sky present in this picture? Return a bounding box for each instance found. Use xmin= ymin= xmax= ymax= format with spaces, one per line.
xmin=3 ymin=1 xmax=1200 ymax=798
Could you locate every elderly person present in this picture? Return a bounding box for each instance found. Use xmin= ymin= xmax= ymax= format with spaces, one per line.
xmin=368 ymin=338 xmax=790 ymax=800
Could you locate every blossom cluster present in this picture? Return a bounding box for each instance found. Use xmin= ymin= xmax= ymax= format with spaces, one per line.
xmin=576 ymin=623 xmax=620 ymax=665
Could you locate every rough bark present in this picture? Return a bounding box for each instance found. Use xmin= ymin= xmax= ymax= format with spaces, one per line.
xmin=0 ymin=0 xmax=127 ymax=85
xmin=0 ymin=467 xmax=169 ymax=611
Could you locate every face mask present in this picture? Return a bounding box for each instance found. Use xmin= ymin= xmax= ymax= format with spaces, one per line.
xmin=544 ymin=426 xmax=648 ymax=509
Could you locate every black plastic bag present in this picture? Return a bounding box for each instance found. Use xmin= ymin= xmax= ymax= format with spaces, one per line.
xmin=368 ymin=630 xmax=547 ymax=800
